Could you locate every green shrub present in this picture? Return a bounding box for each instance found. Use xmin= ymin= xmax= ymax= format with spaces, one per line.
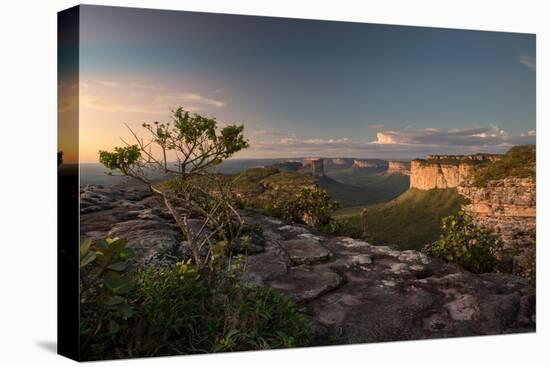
xmin=80 ymin=237 xmax=309 ymax=360
xmin=425 ymin=211 xmax=501 ymax=273
xmin=516 ymin=240 xmax=536 ymax=286
xmin=79 ymin=237 xmax=136 ymax=358
xmin=280 ymin=187 xmax=339 ymax=226
xmin=474 ymin=145 xmax=535 ymax=186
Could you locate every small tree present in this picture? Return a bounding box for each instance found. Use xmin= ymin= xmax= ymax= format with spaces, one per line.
xmin=281 ymin=187 xmax=339 ymax=226
xmin=99 ymin=108 xmax=249 ymax=270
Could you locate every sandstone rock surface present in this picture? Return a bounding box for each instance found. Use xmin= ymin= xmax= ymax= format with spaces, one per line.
xmin=80 ymin=184 xmax=535 ymax=344
xmin=410 ymin=160 xmax=475 ymax=189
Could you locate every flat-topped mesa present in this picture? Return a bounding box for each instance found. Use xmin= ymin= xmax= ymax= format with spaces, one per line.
xmin=410 ymin=153 xmax=503 ymax=190
xmin=352 ymin=159 xmax=388 ymax=169
xmin=303 ymin=157 xmax=325 ymax=177
xmin=387 ymin=160 xmax=411 ymax=176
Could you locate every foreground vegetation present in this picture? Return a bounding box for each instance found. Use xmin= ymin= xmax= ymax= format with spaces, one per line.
xmin=424 ymin=211 xmax=535 ymax=285
xmin=80 ymin=237 xmax=309 ymax=360
xmin=332 ymin=188 xmax=463 ymax=250
xmin=92 ymin=109 xmax=310 ymax=360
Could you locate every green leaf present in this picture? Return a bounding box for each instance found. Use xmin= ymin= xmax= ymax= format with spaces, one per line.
xmin=104 ymin=295 xmax=125 ymax=305
xmin=95 ymin=251 xmax=109 ymax=267
xmin=119 ymin=248 xmax=135 ymax=260
xmin=94 ymin=240 xmax=108 ymax=249
xmin=106 ymin=237 xmax=128 ymax=253
xmin=80 ymin=251 xmax=96 ymax=268
xmin=80 ymin=237 xmax=92 ymax=257
xmin=103 ymin=272 xmax=134 ymax=294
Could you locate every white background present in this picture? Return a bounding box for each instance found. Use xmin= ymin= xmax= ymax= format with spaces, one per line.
xmin=0 ymin=0 xmax=548 ymax=365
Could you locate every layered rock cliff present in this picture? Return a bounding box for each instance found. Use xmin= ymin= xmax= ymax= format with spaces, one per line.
xmin=458 ymin=177 xmax=535 ymax=247
xmin=303 ymin=158 xmax=326 ymax=177
xmin=409 ymin=154 xmax=504 ymax=190
xmin=410 ymin=160 xmax=476 ymax=189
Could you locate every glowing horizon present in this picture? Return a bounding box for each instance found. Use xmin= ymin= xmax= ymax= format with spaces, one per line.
xmin=69 ymin=6 xmax=535 ymax=164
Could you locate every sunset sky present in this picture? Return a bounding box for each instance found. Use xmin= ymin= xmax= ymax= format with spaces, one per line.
xmin=67 ymin=5 xmax=536 ymax=162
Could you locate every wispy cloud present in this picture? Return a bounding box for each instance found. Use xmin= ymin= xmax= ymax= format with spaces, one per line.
xmin=252 ymin=130 xmax=294 ymax=138
xmin=372 ymin=125 xmax=516 ymax=147
xmin=80 ymin=79 xmax=226 ymax=114
xmin=520 ymin=54 xmax=536 ymax=71
xmin=94 ymin=80 xmax=120 ymax=87
xmin=158 ymin=93 xmax=226 ymax=108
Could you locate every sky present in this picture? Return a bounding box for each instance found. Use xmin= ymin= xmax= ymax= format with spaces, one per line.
xmin=67 ymin=5 xmax=536 ymax=162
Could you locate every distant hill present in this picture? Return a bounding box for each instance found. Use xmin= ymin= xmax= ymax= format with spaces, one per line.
xmin=334 ymin=188 xmax=463 ymax=250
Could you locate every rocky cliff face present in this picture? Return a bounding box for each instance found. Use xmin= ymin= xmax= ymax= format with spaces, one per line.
xmin=410 ymin=154 xmax=505 ymax=190
xmin=458 ymin=177 xmax=536 ymax=250
xmin=80 ymin=184 xmax=535 ymax=343
xmin=303 ymin=158 xmax=325 ymax=176
xmin=410 ymin=160 xmax=475 ymax=189
xmin=388 ymin=161 xmax=411 ymax=176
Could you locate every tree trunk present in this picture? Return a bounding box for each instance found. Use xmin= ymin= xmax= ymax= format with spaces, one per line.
xmin=161 ymin=194 xmax=204 ymax=269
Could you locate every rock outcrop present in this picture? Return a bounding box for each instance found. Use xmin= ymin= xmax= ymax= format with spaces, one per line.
xmin=80 ymin=184 xmax=535 ymax=344
xmin=388 ymin=160 xmax=411 ymax=176
xmin=458 ymin=177 xmax=535 ymax=247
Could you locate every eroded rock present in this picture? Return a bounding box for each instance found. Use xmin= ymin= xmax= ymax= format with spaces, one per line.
xmin=79 ymin=184 xmax=536 ymax=344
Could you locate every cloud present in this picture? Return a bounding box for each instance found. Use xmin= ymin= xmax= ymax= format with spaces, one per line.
xmin=80 ymin=79 xmax=226 ymax=115
xmin=241 ymin=124 xmax=535 ymax=159
xmin=372 ymin=125 xmax=516 ymax=147
xmin=520 ymin=55 xmax=536 ymax=71
xmin=94 ymin=80 xmax=120 ymax=87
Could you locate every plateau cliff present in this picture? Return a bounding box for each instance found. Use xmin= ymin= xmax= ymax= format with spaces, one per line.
xmin=303 ymin=158 xmax=326 ymax=176
xmin=410 ymin=160 xmax=476 ymax=189
xmin=458 ymin=177 xmax=535 ymax=249
xmin=409 ymin=154 xmax=502 ymax=190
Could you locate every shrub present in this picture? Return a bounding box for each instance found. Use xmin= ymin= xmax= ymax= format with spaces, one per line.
xmin=425 ymin=211 xmax=501 ymax=273
xmin=80 ymin=237 xmax=310 ymax=360
xmin=79 ymin=237 xmax=137 ymax=359
xmin=280 ymin=187 xmax=339 ymax=226
xmin=516 ymin=240 xmax=536 ymax=286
